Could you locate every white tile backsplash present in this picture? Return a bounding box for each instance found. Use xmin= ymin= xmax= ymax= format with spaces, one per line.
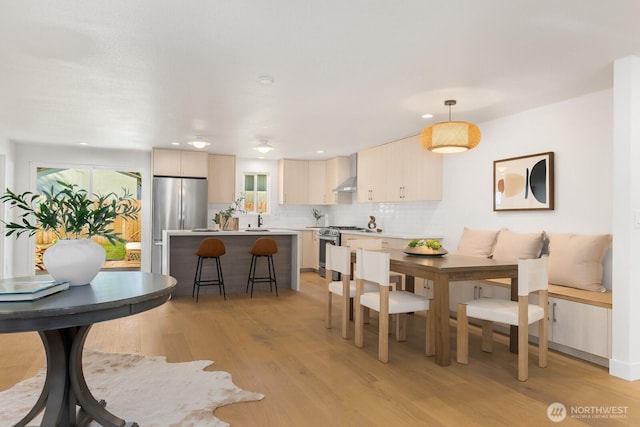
xmin=209 ymin=198 xmax=444 ymax=236
xmin=328 ymin=199 xmax=444 ymax=236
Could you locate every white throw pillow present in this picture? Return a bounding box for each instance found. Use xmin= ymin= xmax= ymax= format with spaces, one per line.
xmin=548 ymin=233 xmax=611 ymax=292
xmin=491 ymin=229 xmax=545 ymax=263
xmin=456 ymin=227 xmax=501 ymax=257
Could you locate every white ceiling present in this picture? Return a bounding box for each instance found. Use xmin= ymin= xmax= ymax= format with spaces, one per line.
xmin=1 ymin=1 xmax=639 ymax=159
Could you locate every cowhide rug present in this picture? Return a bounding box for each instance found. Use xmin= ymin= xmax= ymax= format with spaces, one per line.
xmin=0 ymin=348 xmax=264 ymax=426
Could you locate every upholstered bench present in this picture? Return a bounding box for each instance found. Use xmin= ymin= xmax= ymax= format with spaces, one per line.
xmin=452 ymin=228 xmax=613 ymax=366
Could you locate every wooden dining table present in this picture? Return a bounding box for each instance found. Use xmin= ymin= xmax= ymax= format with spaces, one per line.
xmin=353 ymin=249 xmax=519 ymax=366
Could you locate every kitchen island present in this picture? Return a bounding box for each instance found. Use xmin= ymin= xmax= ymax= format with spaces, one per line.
xmin=162 ymin=230 xmax=299 ymax=297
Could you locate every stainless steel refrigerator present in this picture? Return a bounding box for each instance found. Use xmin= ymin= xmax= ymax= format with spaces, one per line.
xmin=152 ymin=176 xmax=208 ymax=273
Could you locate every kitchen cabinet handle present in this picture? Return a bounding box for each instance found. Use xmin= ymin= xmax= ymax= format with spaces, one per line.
xmin=474 ymin=285 xmax=478 ymax=299
xmin=478 ymin=286 xmax=483 ymax=299
xmin=552 ymin=302 xmax=557 ymax=322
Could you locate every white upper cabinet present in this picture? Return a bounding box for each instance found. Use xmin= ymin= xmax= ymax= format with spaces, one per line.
xmin=279 ymin=157 xmax=352 ymax=205
xmin=308 ymin=160 xmax=327 ymax=205
xmin=153 ymin=149 xmax=208 ymax=178
xmin=278 ymin=159 xmax=309 ymax=204
xmin=207 ymin=154 xmax=236 ymax=203
xmin=386 ymin=135 xmax=442 ymax=201
xmin=357 ymin=144 xmax=387 ymax=203
xmin=358 ymin=136 xmax=442 ymax=203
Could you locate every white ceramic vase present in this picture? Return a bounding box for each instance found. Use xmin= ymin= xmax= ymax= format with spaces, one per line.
xmin=43 ymin=239 xmax=106 ymax=286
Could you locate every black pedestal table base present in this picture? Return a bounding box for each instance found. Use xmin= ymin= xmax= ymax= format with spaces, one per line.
xmin=15 ymin=325 xmax=137 ymax=427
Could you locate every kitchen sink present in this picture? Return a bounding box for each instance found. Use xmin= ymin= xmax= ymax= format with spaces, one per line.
xmin=244 ymin=229 xmax=270 ymax=232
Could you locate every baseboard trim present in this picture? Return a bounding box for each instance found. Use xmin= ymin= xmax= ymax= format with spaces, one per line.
xmin=609 ymin=359 xmax=640 ymax=381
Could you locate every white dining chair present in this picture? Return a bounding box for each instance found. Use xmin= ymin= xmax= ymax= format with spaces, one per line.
xmin=346 ymin=239 xmax=403 ymax=290
xmin=456 ymin=256 xmax=549 ymax=381
xmin=354 ymin=249 xmax=434 ymax=363
xmin=325 ymin=244 xmax=378 ymax=339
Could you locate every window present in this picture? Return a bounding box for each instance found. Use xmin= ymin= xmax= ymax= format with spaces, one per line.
xmin=35 ymin=167 xmax=142 ymax=270
xmin=243 ymin=173 xmax=268 ymax=214
xmin=37 ymin=168 xmax=141 ymax=199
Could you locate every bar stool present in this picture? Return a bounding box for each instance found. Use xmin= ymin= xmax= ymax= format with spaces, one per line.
xmin=246 ymin=237 xmax=278 ymax=298
xmin=192 ymin=237 xmax=226 ymax=302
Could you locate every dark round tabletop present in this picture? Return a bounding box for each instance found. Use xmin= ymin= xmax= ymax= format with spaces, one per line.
xmin=0 ymin=271 xmax=177 ymax=333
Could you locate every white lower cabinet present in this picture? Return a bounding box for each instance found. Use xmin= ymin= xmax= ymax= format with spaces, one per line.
xmin=449 ymin=281 xmax=507 ymax=312
xmin=414 ymin=278 xmax=434 ymax=299
xmin=449 ymin=282 xmax=611 ymax=363
xmin=300 ymin=231 xmax=315 ymax=270
xmin=549 ymin=297 xmax=611 ymax=359
xmin=312 ymin=231 xmax=319 ymax=270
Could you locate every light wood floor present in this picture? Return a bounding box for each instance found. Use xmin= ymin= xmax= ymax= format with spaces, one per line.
xmin=2 ymin=272 xmax=640 ymax=426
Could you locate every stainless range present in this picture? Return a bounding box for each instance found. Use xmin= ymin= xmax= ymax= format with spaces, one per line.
xmin=318 ymin=226 xmax=365 ymax=280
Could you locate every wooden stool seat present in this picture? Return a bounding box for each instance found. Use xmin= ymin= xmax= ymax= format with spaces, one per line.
xmin=246 ymin=237 xmax=278 ymax=298
xmin=192 ymin=238 xmax=226 ymax=302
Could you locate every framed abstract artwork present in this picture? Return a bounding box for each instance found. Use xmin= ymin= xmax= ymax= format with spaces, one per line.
xmin=493 ymin=152 xmax=554 ymax=211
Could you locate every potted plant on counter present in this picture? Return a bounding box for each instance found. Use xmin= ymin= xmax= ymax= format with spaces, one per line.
xmin=214 ymin=196 xmax=245 ymax=231
xmin=0 ymin=181 xmax=140 ymax=285
xmin=312 ymin=208 xmax=324 ymax=227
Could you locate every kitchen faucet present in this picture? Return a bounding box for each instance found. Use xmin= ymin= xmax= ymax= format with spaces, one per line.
xmin=257 ymin=212 xmax=263 ymax=228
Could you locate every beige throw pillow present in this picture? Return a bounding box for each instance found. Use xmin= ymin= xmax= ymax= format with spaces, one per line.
xmin=456 ymin=227 xmax=501 ymax=257
xmin=491 ymin=229 xmax=545 ymax=263
xmin=548 ymin=233 xmax=612 ymax=292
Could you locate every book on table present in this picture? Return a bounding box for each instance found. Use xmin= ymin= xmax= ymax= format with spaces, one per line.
xmin=0 ymin=280 xmax=70 ymax=302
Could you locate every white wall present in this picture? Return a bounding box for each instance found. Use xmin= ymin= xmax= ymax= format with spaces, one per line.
xmin=7 ymin=143 xmax=152 ymax=276
xmin=328 ymin=89 xmax=614 ymax=287
xmin=610 ymin=55 xmax=640 ymax=381
xmin=439 ymin=89 xmax=614 ymax=286
xmin=0 ymin=138 xmax=15 ymax=278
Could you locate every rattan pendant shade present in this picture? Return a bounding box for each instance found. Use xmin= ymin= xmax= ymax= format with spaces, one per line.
xmin=420 ymin=100 xmax=481 ymax=153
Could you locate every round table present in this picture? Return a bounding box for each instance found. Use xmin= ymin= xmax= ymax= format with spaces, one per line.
xmin=0 ymin=271 xmax=177 ymax=427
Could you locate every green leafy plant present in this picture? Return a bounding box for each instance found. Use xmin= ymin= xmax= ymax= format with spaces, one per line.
xmin=0 ymin=181 xmax=140 ymax=244
xmin=408 ymin=239 xmax=442 ymax=250
xmin=214 ymin=196 xmax=245 ymax=225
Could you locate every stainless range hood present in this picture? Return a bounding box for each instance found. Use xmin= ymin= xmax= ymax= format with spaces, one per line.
xmin=332 ymin=153 xmax=357 ymax=192
xmin=333 ymin=176 xmax=357 ymax=192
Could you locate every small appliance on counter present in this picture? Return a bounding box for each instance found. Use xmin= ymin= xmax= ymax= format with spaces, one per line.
xmin=367 ymin=216 xmax=376 ymax=229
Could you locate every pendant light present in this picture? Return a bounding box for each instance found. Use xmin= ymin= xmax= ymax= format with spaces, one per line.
xmin=420 ymin=100 xmax=481 ymax=153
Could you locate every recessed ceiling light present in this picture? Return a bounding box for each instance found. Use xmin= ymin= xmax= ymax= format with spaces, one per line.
xmin=171 ymin=142 xmax=180 ymax=146
xmin=316 ymin=150 xmax=325 ymax=154
xmin=258 ymin=75 xmax=274 ymax=85
xmin=421 ymin=113 xmax=434 ymax=119
xmin=78 ymin=142 xmax=88 ymax=146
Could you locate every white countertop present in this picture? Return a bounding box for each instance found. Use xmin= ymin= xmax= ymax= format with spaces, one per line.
xmin=163 ymin=229 xmax=299 ymax=236
xmin=287 ymin=227 xmax=442 ymax=239
xmin=162 ymin=228 xmax=440 ymax=240
xmin=336 ymin=230 xmax=443 ymax=240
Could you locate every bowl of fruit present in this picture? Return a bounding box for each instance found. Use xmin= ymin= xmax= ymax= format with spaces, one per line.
xmin=403 ymin=239 xmax=448 ymax=257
